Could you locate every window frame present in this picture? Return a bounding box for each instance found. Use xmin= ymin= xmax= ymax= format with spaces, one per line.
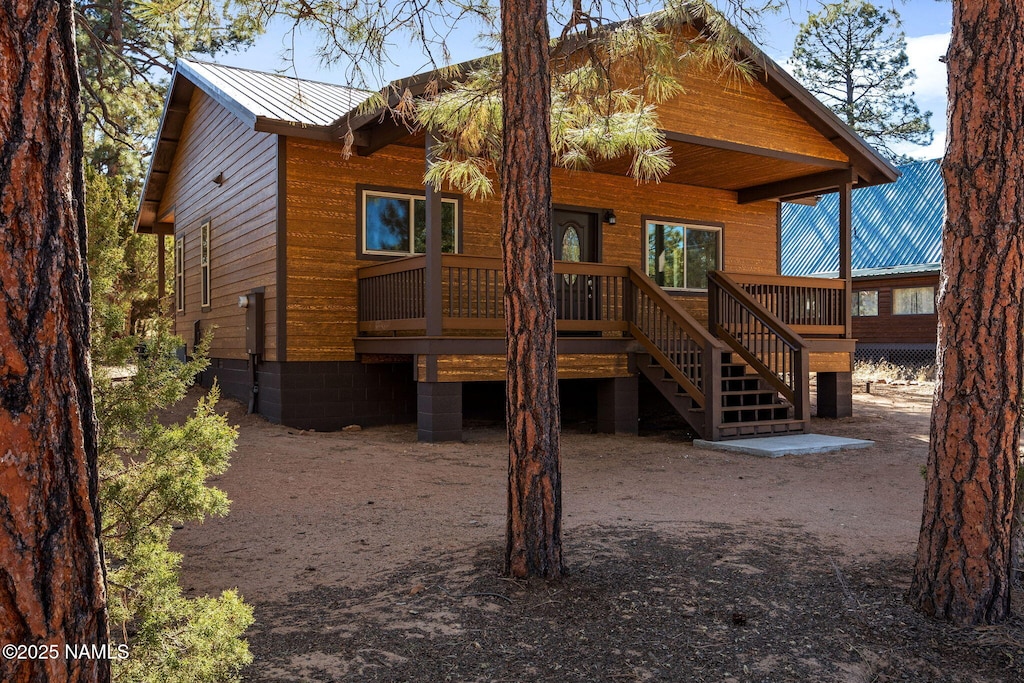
xmin=641 ymin=216 xmax=724 ymax=293
xmin=199 ymin=219 xmax=212 ymax=310
xmin=892 ymin=285 xmax=935 ymax=316
xmin=357 ymin=185 xmax=462 ymax=260
xmin=851 ymin=289 xmax=879 ymax=317
xmin=174 ymin=235 xmax=184 ymax=313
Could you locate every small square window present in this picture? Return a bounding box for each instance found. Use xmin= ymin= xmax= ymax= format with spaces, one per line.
xmin=852 ymin=290 xmax=878 ymax=316
xmin=893 ymin=286 xmax=935 ymax=315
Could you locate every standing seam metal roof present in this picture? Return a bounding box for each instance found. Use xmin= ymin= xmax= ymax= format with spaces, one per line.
xmin=181 ymin=59 xmax=372 ymax=127
xmin=780 ymin=159 xmax=944 ymax=277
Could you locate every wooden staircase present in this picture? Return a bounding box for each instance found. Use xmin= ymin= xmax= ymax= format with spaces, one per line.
xmin=638 ymin=350 xmax=806 ymax=440
xmin=628 ymin=268 xmax=811 ymax=441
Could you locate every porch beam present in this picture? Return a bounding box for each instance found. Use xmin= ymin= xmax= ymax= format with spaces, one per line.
xmin=737 ymin=168 xmax=857 ymax=204
xmin=354 ymin=335 xmax=639 ymax=357
xmin=661 ymin=131 xmax=850 ymax=169
xmin=424 ymin=132 xmax=444 ymax=337
xmin=354 ymin=118 xmax=415 ymax=156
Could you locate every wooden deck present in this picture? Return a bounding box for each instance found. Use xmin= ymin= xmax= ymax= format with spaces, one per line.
xmin=356 ymin=255 xmax=855 ymax=440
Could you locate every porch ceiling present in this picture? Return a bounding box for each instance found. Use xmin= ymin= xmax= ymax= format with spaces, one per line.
xmin=589 ymin=139 xmax=846 ymax=192
xmin=390 ymin=130 xmax=852 ymax=199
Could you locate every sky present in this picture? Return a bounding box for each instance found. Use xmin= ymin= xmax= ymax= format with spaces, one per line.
xmin=215 ymin=0 xmax=952 ymax=162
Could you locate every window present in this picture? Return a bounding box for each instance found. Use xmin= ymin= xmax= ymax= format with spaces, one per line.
xmin=852 ymin=290 xmax=878 ymax=316
xmin=200 ymin=220 xmax=211 ymax=308
xmin=645 ymin=220 xmax=721 ymax=291
xmin=893 ymin=286 xmax=935 ymax=315
xmin=361 ymin=189 xmax=459 ymax=256
xmin=174 ymin=236 xmax=184 ymax=312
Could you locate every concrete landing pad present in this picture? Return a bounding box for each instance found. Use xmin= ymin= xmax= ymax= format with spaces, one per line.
xmin=693 ymin=434 xmax=874 ymax=458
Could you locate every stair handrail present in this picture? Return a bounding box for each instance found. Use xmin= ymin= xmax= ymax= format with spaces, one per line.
xmin=707 ymin=270 xmax=810 ymax=424
xmin=626 ymin=266 xmax=724 ymax=437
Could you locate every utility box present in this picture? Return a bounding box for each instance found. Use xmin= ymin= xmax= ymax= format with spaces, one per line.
xmin=242 ymin=290 xmax=264 ymax=356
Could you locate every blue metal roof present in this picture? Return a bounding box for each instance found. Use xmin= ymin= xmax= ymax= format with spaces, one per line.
xmin=781 ymin=159 xmax=944 ymax=276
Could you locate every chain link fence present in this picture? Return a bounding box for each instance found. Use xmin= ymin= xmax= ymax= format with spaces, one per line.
xmin=855 ymin=344 xmax=936 ymax=370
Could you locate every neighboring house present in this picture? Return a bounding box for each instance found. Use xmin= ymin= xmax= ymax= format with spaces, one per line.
xmin=781 ymin=159 xmax=943 ymax=366
xmin=134 ymin=26 xmax=897 ymax=442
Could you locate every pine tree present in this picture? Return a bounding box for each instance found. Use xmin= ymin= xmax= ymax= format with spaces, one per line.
xmin=0 ymin=2 xmax=110 ymax=680
xmin=791 ymin=0 xmax=932 ymax=162
xmin=910 ymin=0 xmax=1024 ymax=626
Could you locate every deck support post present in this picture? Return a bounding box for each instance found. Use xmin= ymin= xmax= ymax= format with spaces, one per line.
xmin=817 ymin=371 xmax=853 ymax=418
xmin=596 ymin=375 xmax=638 ymax=435
xmin=417 ymin=381 xmax=463 ymax=442
xmin=424 ymin=132 xmax=443 ymax=337
xmin=157 ymin=232 xmax=166 ymax=303
xmin=818 ymin=177 xmax=856 ymax=420
xmin=838 ymin=178 xmax=853 ymax=337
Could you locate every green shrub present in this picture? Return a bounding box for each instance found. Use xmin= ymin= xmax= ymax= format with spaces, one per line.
xmin=95 ymin=322 xmax=253 ymax=682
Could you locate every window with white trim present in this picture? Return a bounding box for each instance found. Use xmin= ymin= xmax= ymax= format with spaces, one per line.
xmin=645 ymin=220 xmax=721 ymax=291
xmin=174 ymin=236 xmax=184 ymax=312
xmin=893 ymin=286 xmax=935 ymax=315
xmin=200 ymin=220 xmax=211 ymax=308
xmin=852 ymin=290 xmax=878 ymax=316
xmin=361 ymin=190 xmax=459 ymax=256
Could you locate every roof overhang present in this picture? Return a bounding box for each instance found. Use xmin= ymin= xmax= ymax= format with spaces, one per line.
xmin=342 ymin=14 xmax=898 ymax=200
xmin=135 ymin=60 xmax=370 ymax=233
xmin=135 ymin=12 xmax=899 ymax=233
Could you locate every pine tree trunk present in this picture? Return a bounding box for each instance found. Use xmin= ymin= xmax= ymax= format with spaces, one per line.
xmin=910 ymin=0 xmax=1024 ymax=626
xmin=0 ymin=1 xmax=110 ymax=680
xmin=501 ymin=0 xmax=564 ymax=579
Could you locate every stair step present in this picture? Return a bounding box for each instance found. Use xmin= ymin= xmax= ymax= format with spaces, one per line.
xmin=717 ymin=419 xmax=807 ymax=439
xmin=635 ymin=353 xmax=707 ymax=438
xmin=721 ymin=392 xmax=783 ymax=407
xmin=721 ymin=377 xmax=763 ymax=391
xmin=720 ymin=402 xmax=791 ymax=412
xmin=720 ymin=406 xmax=792 ymax=424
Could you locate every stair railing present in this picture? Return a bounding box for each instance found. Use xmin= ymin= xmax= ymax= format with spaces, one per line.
xmin=707 ymin=271 xmax=810 ymax=425
xmin=627 ymin=266 xmax=724 ymax=438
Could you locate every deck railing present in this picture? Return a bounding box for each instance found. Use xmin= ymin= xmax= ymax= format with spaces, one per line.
xmin=626 ymin=267 xmax=724 ymax=433
xmin=356 ymin=256 xmax=427 ymax=331
xmin=726 ymin=273 xmax=847 ymax=337
xmin=358 ymin=255 xmax=631 ymax=334
xmin=708 ymin=271 xmax=810 ymax=423
xmin=358 ymin=258 xmax=840 ymax=433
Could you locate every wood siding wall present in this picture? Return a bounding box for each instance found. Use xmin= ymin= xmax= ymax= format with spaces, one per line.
xmin=656 ymin=66 xmax=848 ymax=162
xmin=285 ymin=139 xmax=781 ymax=362
xmin=160 ymin=91 xmax=279 ymax=360
xmin=852 ymin=274 xmax=940 ymax=346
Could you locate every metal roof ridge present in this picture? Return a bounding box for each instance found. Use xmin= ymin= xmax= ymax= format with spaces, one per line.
xmin=179 ymin=57 xmax=374 ymax=94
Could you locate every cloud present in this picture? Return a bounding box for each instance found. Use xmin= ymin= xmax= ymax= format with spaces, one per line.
xmin=895 ymin=33 xmax=950 ymax=159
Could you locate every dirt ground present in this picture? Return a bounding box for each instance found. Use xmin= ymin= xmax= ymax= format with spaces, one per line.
xmin=169 ymin=381 xmax=1024 ymax=682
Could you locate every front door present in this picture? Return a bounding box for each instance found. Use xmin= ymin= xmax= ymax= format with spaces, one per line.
xmin=552 ymin=209 xmax=600 ymax=322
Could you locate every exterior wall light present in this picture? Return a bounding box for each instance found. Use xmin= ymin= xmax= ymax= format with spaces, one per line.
xmin=604 ymin=209 xmax=617 ymax=225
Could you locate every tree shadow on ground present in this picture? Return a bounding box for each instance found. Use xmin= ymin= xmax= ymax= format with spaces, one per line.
xmin=244 ymin=525 xmax=1024 ymax=682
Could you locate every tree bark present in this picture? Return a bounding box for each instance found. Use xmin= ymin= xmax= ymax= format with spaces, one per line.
xmin=0 ymin=1 xmax=110 ymax=680
xmin=910 ymin=0 xmax=1024 ymax=625
xmin=501 ymin=0 xmax=564 ymax=579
